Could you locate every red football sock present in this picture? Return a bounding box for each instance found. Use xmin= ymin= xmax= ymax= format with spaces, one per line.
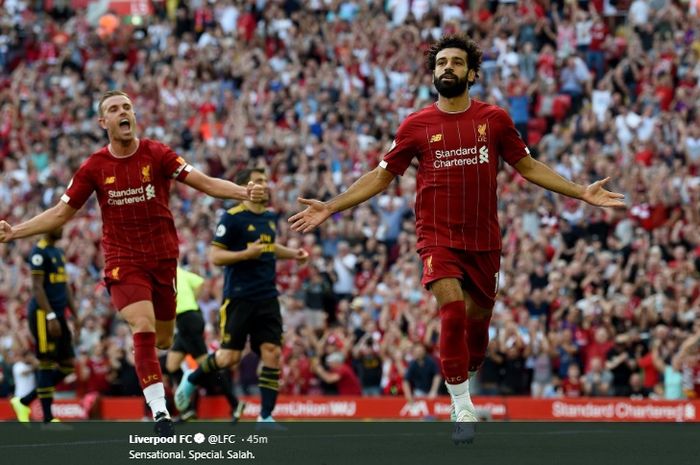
xmin=133 ymin=332 xmax=162 ymax=389
xmin=439 ymin=300 xmax=469 ymax=384
xmin=466 ymin=314 xmax=492 ymax=372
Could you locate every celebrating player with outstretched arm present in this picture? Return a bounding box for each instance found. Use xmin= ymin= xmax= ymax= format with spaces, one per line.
xmin=0 ymin=90 xmax=264 ymax=436
xmin=289 ymin=34 xmax=625 ymax=444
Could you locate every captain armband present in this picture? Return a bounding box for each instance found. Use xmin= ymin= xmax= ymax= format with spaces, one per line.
xmin=172 ymin=164 xmax=193 ymax=179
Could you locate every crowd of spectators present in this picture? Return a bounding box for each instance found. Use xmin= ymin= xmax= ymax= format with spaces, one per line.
xmin=1 ymin=0 xmax=700 ymax=408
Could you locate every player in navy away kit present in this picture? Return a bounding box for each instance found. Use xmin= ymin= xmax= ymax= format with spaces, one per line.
xmin=0 ymin=90 xmax=264 ymax=435
xmin=176 ymin=168 xmax=308 ymax=424
xmin=11 ymin=228 xmax=77 ymax=423
xmin=289 ymin=35 xmax=626 ymax=443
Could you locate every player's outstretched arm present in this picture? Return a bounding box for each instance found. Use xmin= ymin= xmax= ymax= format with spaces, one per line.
xmin=182 ymin=168 xmax=265 ymax=202
xmin=0 ymin=202 xmax=77 ymax=243
xmin=514 ymin=156 xmax=626 ymax=208
xmin=289 ymin=166 xmax=395 ymax=233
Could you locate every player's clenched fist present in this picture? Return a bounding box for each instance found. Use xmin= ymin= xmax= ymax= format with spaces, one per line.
xmin=295 ymin=248 xmax=309 ymax=265
xmin=246 ymin=182 xmax=266 ymax=202
xmin=0 ymin=220 xmax=14 ymax=242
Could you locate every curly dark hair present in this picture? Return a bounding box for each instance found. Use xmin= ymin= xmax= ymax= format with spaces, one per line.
xmin=426 ymin=34 xmax=483 ymax=83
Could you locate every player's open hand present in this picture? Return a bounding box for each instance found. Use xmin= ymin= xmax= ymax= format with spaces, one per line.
xmin=295 ymin=248 xmax=309 ymax=265
xmin=0 ymin=220 xmax=14 ymax=242
xmin=247 ymin=182 xmax=265 ymax=202
xmin=245 ymin=239 xmax=266 ymax=260
xmin=288 ymin=198 xmax=332 ymax=233
xmin=581 ymin=177 xmax=626 ymax=209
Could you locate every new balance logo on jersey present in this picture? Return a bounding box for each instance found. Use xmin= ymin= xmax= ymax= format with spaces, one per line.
xmin=247 ymin=225 xmax=256 ymax=232
xmin=104 ymin=176 xmax=116 ymax=185
xmin=433 ymin=145 xmax=489 ymax=169
xmin=429 ymin=133 xmax=443 ymax=143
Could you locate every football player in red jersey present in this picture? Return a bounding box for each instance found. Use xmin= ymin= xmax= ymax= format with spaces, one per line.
xmin=0 ymin=90 xmax=264 ymax=435
xmin=289 ymin=35 xmax=625 ymax=443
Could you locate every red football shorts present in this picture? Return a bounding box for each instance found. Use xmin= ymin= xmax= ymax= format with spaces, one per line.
xmin=418 ymin=247 xmax=500 ymax=309
xmin=104 ymin=259 xmax=177 ymax=321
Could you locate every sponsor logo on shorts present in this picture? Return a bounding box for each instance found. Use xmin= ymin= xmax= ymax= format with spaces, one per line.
xmin=111 ymin=267 xmax=120 ymax=280
xmin=425 ymin=255 xmax=433 ymax=275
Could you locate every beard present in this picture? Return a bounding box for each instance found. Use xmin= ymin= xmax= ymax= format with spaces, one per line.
xmin=433 ymin=72 xmax=469 ymax=98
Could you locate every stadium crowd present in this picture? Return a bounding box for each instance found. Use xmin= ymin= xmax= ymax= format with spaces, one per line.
xmin=1 ymin=0 xmax=700 ymax=407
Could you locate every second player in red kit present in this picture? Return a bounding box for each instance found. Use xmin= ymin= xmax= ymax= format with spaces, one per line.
xmin=289 ymin=35 xmax=626 ymax=443
xmin=62 ymin=138 xmax=188 ymax=321
xmin=0 ymin=91 xmax=264 ymax=435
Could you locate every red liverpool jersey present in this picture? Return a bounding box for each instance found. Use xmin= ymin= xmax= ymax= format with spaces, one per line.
xmin=380 ymin=100 xmax=529 ymax=252
xmin=61 ymin=138 xmax=192 ymax=268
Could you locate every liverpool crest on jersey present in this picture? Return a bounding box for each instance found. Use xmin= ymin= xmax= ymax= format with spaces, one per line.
xmin=141 ymin=165 xmax=152 ymax=183
xmin=477 ymin=123 xmax=488 ymax=143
